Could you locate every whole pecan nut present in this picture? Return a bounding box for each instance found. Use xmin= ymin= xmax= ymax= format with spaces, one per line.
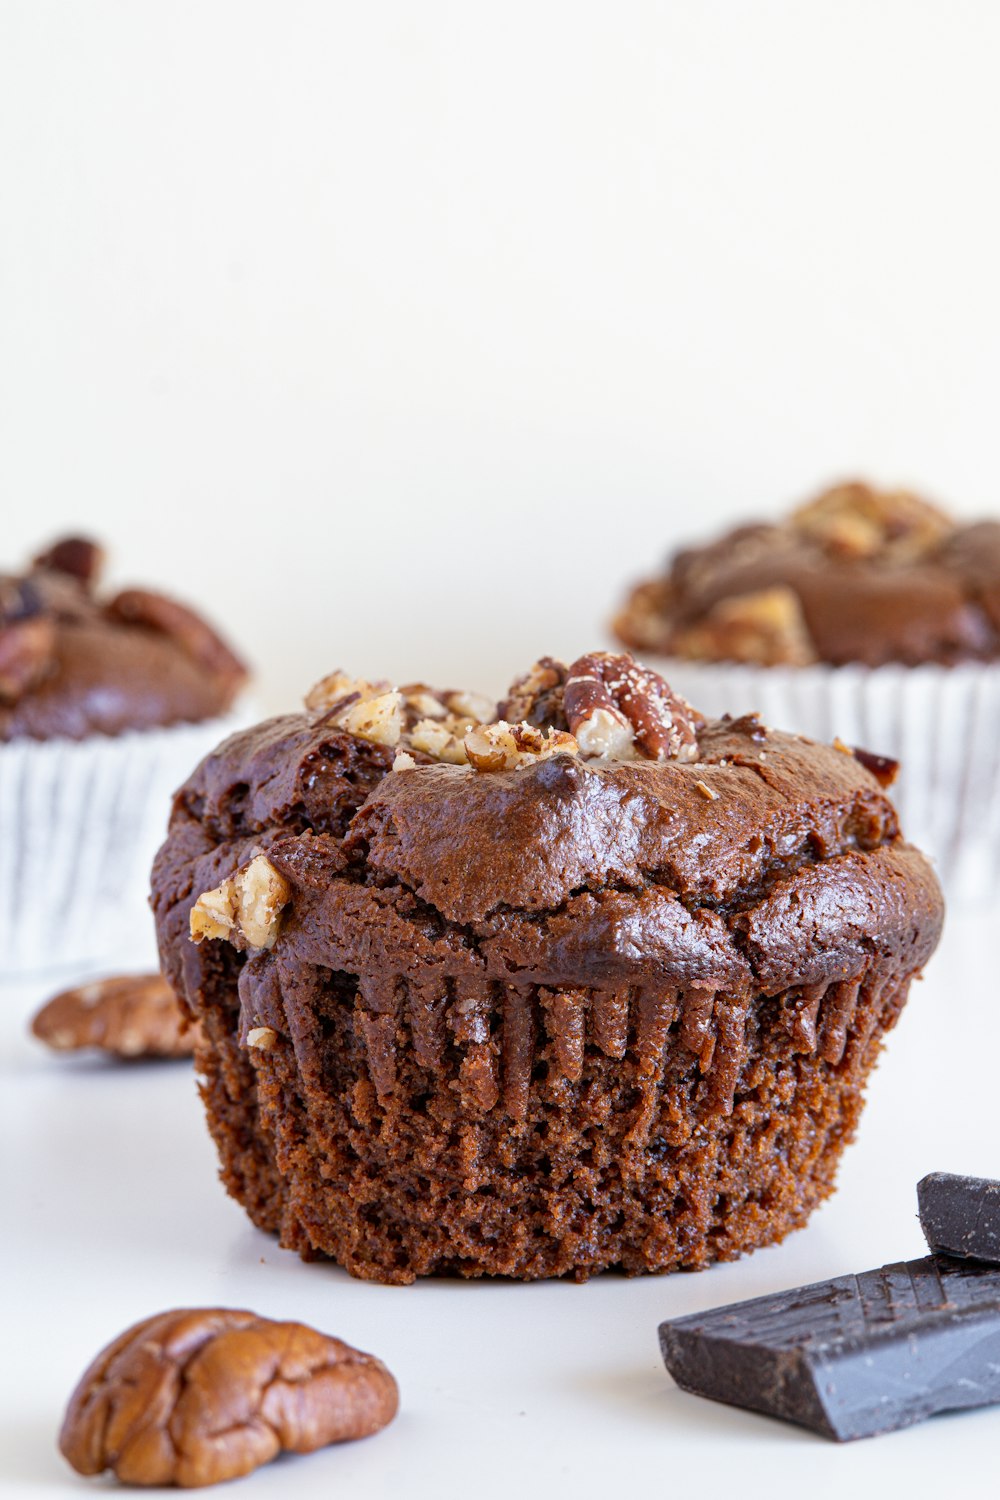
xmin=105 ymin=589 xmax=246 ymax=689
xmin=31 ymin=974 xmax=201 ymax=1059
xmin=563 ymin=651 xmax=700 ymax=761
xmin=59 ymin=1308 xmax=399 ymax=1488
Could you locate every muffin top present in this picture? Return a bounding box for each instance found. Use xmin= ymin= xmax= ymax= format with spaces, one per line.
xmin=0 ymin=536 xmax=247 ymax=741
xmin=154 ymin=652 xmax=942 ymax=1005
xmin=614 ymin=480 xmax=1000 ymax=667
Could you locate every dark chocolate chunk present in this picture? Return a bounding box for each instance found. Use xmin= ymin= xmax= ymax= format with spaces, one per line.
xmin=659 ymin=1255 xmax=1000 ymax=1440
xmin=918 ymin=1172 xmax=1000 ymax=1263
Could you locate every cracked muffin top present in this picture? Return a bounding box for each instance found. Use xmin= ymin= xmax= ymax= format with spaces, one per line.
xmin=613 ymin=480 xmax=1000 ymax=668
xmin=153 ymin=652 xmax=943 ymax=1008
xmin=0 ymin=536 xmax=248 ymax=740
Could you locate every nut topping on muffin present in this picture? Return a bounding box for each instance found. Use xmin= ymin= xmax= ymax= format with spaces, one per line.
xmin=190 ymin=854 xmax=291 ymax=951
xmin=563 ymin=651 xmax=701 ymax=761
xmin=790 ymin=482 xmax=952 ymax=563
xmin=464 ymin=719 xmax=579 ymax=772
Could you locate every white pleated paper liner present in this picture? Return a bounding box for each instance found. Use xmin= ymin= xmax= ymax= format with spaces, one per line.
xmin=0 ymin=707 xmax=251 ymax=978
xmin=659 ymin=659 xmax=1000 ymax=904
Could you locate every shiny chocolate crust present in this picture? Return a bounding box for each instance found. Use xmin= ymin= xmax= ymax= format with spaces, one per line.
xmin=0 ymin=537 xmax=247 ymax=740
xmin=152 ymin=681 xmax=943 ymax=1283
xmin=614 ymin=481 xmax=1000 ymax=668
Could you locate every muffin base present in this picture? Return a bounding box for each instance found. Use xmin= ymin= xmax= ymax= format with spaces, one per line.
xmin=194 ymin=963 xmax=910 ymax=1284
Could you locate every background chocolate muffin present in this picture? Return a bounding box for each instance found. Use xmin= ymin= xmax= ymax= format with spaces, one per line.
xmin=0 ymin=537 xmax=249 ymax=973
xmin=153 ymin=654 xmax=942 ymax=1283
xmin=614 ymin=481 xmax=1000 ymax=668
xmin=613 ymin=482 xmax=1000 ymax=900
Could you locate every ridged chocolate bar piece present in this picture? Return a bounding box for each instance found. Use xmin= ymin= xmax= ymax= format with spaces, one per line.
xmin=659 ymin=1255 xmax=1000 ymax=1440
xmin=918 ymin=1172 xmax=1000 ymax=1263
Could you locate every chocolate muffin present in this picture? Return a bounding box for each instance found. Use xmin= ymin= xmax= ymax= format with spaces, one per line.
xmin=1 ymin=536 xmax=249 ymax=973
xmin=614 ymin=481 xmax=1000 ymax=667
xmin=153 ymin=655 xmax=943 ymax=1284
xmin=613 ymin=482 xmax=1000 ymax=900
xmin=1 ymin=536 xmax=246 ymax=739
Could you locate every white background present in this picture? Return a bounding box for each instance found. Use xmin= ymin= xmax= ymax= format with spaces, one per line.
xmin=4 ymin=2 xmax=1000 ymax=711
xmin=3 ymin=3 xmax=1000 ymax=1495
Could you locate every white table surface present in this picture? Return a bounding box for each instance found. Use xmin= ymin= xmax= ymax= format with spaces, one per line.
xmin=3 ymin=904 xmax=996 ymax=1499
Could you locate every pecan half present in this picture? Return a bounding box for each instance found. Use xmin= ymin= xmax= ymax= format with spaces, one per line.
xmin=105 ymin=589 xmax=246 ymax=690
xmin=31 ymin=973 xmax=200 ymax=1059
xmin=464 ymin=719 xmax=578 ymax=772
xmin=59 ymin=1308 xmax=398 ymax=1488
xmin=33 ymin=535 xmax=106 ymax=588
xmin=563 ymin=651 xmax=700 ymax=761
xmin=190 ymin=855 xmax=291 ymax=951
xmin=670 ymin=585 xmax=818 ymax=666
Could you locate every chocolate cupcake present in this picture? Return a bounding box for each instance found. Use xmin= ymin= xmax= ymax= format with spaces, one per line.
xmin=153 ymin=655 xmax=942 ymax=1284
xmin=614 ymin=481 xmax=1000 ymax=897
xmin=1 ymin=537 xmax=249 ymax=973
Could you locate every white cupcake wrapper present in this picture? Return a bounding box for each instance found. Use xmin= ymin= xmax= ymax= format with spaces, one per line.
xmin=661 ymin=660 xmax=1000 ymax=903
xmin=0 ymin=709 xmax=251 ymax=978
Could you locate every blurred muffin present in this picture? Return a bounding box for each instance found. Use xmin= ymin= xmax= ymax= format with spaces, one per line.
xmin=1 ymin=537 xmax=249 ymax=973
xmin=614 ymin=481 xmax=1000 ymax=897
xmin=152 ymin=653 xmax=942 ymax=1284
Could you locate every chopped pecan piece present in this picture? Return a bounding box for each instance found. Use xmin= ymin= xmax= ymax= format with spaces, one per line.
xmin=31 ymin=973 xmax=200 ymax=1059
xmin=563 ymin=651 xmax=700 ymax=761
xmin=791 ymin=481 xmax=952 ymax=562
xmin=59 ymin=1308 xmax=398 ymax=1488
xmin=105 ymin=589 xmax=246 ymax=690
xmin=499 ymin=656 xmax=569 ymax=730
xmin=464 ymin=719 xmax=578 ymax=772
xmin=190 ymin=855 xmax=291 ymax=951
xmin=671 ymin=586 xmax=818 ymax=667
xmin=304 ymin=672 xmax=403 ymax=746
xmin=33 ymin=535 xmax=106 ymax=588
xmin=305 ymin=670 xmax=388 ymax=714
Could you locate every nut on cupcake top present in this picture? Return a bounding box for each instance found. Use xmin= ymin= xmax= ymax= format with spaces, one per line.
xmin=0 ymin=537 xmax=247 ymax=740
xmin=614 ymin=481 xmax=1000 ymax=667
xmin=168 ymin=651 xmax=941 ymax=997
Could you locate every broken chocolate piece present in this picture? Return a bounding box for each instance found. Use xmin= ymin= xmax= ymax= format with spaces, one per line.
xmin=918 ymin=1172 xmax=1000 ymax=1264
xmin=659 ymin=1255 xmax=1000 ymax=1441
